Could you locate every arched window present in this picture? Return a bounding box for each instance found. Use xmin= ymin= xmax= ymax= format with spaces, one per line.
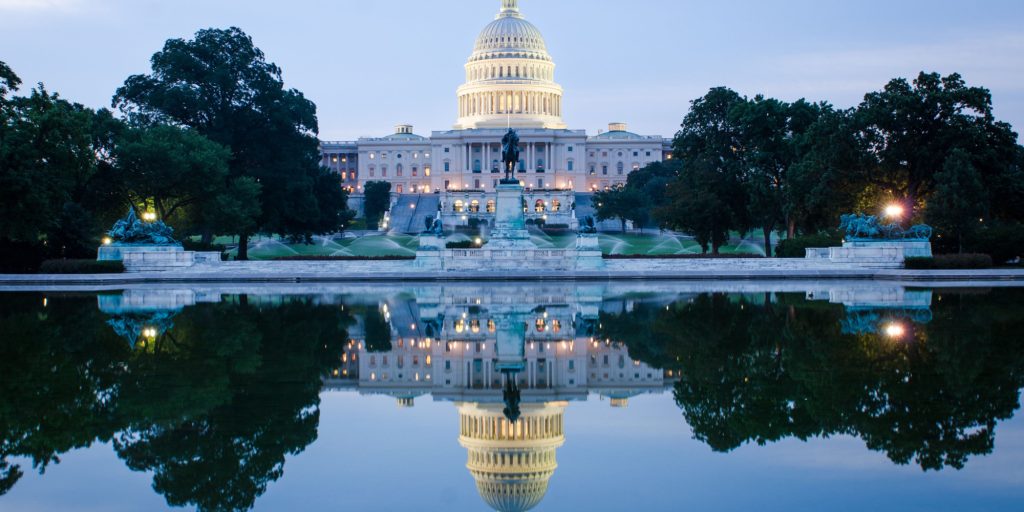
xmin=382 ymin=165 xmax=388 ymax=177
xmin=492 ymin=159 xmax=500 ymax=172
xmin=535 ymin=200 xmax=545 ymax=213
xmin=396 ymin=164 xmax=403 ymax=177
xmin=551 ymin=200 xmax=561 ymax=212
xmin=470 ymin=200 xmax=480 ymax=213
xmin=486 ymin=200 xmax=496 ymax=213
xmin=412 ymin=166 xmax=418 ymax=177
xmin=567 ymin=160 xmax=574 ymax=171
xmin=536 ymin=158 xmax=545 ymax=171
xmin=454 ymin=200 xmax=465 ymax=213
xmin=396 ymin=185 xmax=403 ymax=194
xmin=369 ymin=165 xmax=376 ymax=177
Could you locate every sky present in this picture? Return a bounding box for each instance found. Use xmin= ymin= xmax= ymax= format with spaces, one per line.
xmin=1 ymin=0 xmax=1023 ymax=142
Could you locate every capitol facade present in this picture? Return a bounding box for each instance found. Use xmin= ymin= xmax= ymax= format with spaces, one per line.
xmin=320 ymin=0 xmax=671 ymax=210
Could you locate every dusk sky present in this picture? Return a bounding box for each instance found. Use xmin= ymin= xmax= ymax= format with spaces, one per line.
xmin=2 ymin=0 xmax=1023 ymax=141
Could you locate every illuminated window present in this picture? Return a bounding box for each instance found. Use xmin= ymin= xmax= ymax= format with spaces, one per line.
xmin=535 ymin=200 xmax=545 ymax=213
xmin=470 ymin=200 xmax=480 ymax=213
xmin=486 ymin=200 xmax=496 ymax=213
xmin=454 ymin=200 xmax=465 ymax=213
xmin=551 ymin=200 xmax=561 ymax=212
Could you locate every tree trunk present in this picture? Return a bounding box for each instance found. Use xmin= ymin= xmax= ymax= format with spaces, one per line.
xmin=787 ymin=219 xmax=796 ymax=240
xmin=621 ymin=218 xmax=627 ymax=233
xmin=201 ymin=231 xmax=213 ymax=245
xmin=237 ymin=232 xmax=250 ymax=261
xmin=763 ymin=228 xmax=773 ymax=258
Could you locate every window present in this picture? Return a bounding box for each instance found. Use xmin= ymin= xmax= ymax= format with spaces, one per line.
xmin=646 ymin=151 xmax=651 ymax=157
xmin=589 ymin=165 xmax=595 ymax=175
xmin=396 ymin=164 xmax=403 ymax=177
xmin=567 ymin=160 xmax=574 ymax=171
xmin=425 ymin=167 xmax=431 ymax=177
xmin=617 ymin=162 xmax=624 ymax=175
xmin=492 ymin=160 xmax=500 ymax=172
xmin=634 ymin=151 xmax=639 ymax=157
xmin=535 ymin=200 xmax=545 ymax=213
xmin=382 ymin=166 xmax=388 ymax=177
xmin=551 ymin=200 xmax=561 ymax=212
xmin=536 ymin=159 xmax=545 ymax=171
xmin=537 ymin=178 xmax=544 ymax=189
xmin=369 ymin=166 xmax=375 ymax=177
xmin=474 ymin=179 xmax=481 ymax=189
xmin=568 ymin=146 xmax=574 ymax=152
xmin=633 ymin=163 xmax=641 ymax=171
xmin=396 ymin=185 xmax=403 ymax=193
xmin=568 ymin=360 xmax=575 ymax=370
xmin=602 ymin=165 xmax=608 ymax=175
xmin=412 ymin=167 xmax=418 ymax=177
xmin=445 ymin=360 xmax=451 ymax=370
xmin=444 ymin=180 xmax=450 ymax=189
xmin=444 ymin=147 xmax=450 ymax=153
xmin=444 ymin=162 xmax=450 ymax=172
xmin=473 ymin=160 xmax=482 ymax=173
xmin=397 ymin=153 xmax=402 ymax=159
xmin=454 ymin=200 xmax=465 ymax=213
xmin=486 ymin=200 xmax=496 ymax=213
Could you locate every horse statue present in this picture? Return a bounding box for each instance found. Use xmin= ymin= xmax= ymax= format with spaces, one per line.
xmin=108 ymin=208 xmax=178 ymax=246
xmin=501 ymin=128 xmax=520 ymax=182
xmin=579 ymin=216 xmax=597 ymax=234
xmin=839 ymin=214 xmax=882 ymax=241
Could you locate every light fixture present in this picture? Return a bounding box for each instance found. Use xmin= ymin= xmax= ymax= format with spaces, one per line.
xmin=884 ymin=204 xmax=905 ymax=219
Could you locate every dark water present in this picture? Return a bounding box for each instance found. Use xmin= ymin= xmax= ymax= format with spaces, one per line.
xmin=1 ymin=283 xmax=1022 ymax=512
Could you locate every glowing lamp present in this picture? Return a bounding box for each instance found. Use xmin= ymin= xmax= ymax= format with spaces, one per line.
xmin=884 ymin=204 xmax=905 ymax=219
xmin=884 ymin=323 xmax=906 ymax=339
xmin=102 ymin=237 xmax=113 ymax=246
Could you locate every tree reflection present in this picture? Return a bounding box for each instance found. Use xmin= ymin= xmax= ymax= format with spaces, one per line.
xmin=0 ymin=295 xmax=350 ymax=511
xmin=600 ymin=290 xmax=1024 ymax=470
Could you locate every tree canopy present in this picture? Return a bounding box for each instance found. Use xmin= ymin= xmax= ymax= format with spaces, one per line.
xmin=113 ymin=27 xmax=352 ymax=258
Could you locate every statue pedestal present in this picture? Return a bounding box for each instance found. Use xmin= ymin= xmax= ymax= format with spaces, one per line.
xmin=486 ymin=183 xmax=533 ymax=249
xmin=98 ymin=245 xmax=183 ymax=262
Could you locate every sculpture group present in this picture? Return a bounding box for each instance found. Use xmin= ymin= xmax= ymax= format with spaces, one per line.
xmin=108 ymin=208 xmax=178 ymax=246
xmin=840 ymin=214 xmax=933 ymax=242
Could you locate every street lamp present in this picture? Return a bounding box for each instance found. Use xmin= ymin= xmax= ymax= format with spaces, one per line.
xmin=142 ymin=212 xmax=157 ymax=222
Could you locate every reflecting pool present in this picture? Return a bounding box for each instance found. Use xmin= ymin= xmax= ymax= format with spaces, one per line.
xmin=1 ymin=282 xmax=1023 ymax=511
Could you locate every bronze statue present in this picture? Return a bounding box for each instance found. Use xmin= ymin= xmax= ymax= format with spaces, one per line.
xmin=500 ymin=128 xmax=520 ymax=182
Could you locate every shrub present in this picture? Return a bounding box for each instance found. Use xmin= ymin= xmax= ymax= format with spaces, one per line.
xmin=446 ymin=240 xmax=482 ymax=249
xmin=969 ymin=223 xmax=1024 ymax=264
xmin=775 ymin=231 xmax=843 ymax=258
xmin=604 ymin=253 xmax=764 ymax=260
xmin=39 ymin=259 xmax=125 ymax=274
xmin=273 ymin=255 xmax=414 ymax=261
xmin=905 ymin=254 xmax=993 ymax=270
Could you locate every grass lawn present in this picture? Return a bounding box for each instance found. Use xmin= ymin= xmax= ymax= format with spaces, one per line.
xmin=217 ymin=230 xmax=768 ymax=260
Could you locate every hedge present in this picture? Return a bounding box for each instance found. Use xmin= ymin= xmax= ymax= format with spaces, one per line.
xmin=273 ymin=255 xmax=415 ymax=261
xmin=905 ymin=254 xmax=993 ymax=270
xmin=39 ymin=259 xmax=125 ymax=274
xmin=604 ymin=254 xmax=764 ymax=260
xmin=446 ymin=240 xmax=482 ymax=249
xmin=775 ymin=232 xmax=843 ymax=258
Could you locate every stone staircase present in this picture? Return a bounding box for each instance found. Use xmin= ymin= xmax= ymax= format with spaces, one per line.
xmin=387 ymin=194 xmax=441 ymax=234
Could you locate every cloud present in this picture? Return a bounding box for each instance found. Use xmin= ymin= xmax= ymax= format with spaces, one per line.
xmin=0 ymin=0 xmax=82 ymax=12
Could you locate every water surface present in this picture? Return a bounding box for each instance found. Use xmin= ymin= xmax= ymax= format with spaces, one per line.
xmin=1 ymin=283 xmax=1022 ymax=511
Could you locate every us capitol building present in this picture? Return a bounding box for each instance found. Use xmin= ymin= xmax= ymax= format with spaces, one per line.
xmin=320 ymin=0 xmax=671 ymax=224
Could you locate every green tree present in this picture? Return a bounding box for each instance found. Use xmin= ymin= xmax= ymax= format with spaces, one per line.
xmin=113 ymin=27 xmax=351 ymax=259
xmin=113 ymin=124 xmax=233 ymax=227
xmin=363 ymin=181 xmax=392 ymax=230
xmin=0 ymin=83 xmax=119 ymax=265
xmin=928 ymin=149 xmax=988 ymax=253
xmin=787 ymin=107 xmax=868 ymax=236
xmin=660 ymin=87 xmax=750 ymax=253
xmin=855 ymin=72 xmax=1015 ymax=219
xmin=594 ymin=186 xmax=646 ymax=233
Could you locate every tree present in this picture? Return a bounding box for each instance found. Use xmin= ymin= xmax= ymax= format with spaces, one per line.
xmin=0 ymin=84 xmax=118 ymax=266
xmin=660 ymin=87 xmax=750 ymax=254
xmin=113 ymin=124 xmax=233 ymax=227
xmin=732 ymin=96 xmax=791 ymax=256
xmin=855 ymin=72 xmax=1012 ymax=219
xmin=594 ymin=186 xmax=646 ymax=233
xmin=787 ymin=107 xmax=868 ymax=236
xmin=363 ymin=181 xmax=392 ymax=230
xmin=928 ymin=150 xmax=988 ymax=253
xmin=113 ymin=27 xmax=351 ymax=259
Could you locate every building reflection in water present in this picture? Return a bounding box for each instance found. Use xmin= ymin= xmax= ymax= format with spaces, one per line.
xmin=323 ymin=285 xmax=675 ymax=511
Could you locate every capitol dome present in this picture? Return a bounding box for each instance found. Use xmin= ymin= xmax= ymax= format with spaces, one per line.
xmin=455 ymin=0 xmax=566 ymax=130
xmin=458 ymin=402 xmax=567 ymax=512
